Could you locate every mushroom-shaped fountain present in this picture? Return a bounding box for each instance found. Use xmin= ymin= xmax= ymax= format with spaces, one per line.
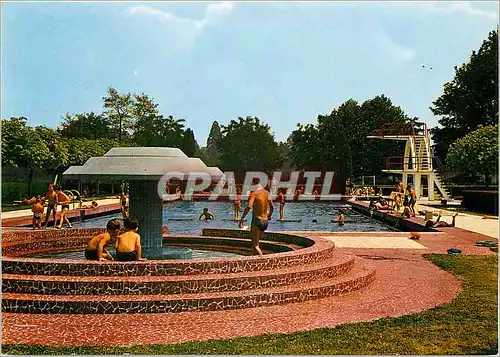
xmin=63 ymin=147 xmax=223 ymax=260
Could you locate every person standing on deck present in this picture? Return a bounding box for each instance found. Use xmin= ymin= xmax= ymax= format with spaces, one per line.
xmin=233 ymin=188 xmax=242 ymax=221
xmin=239 ymin=183 xmax=274 ymax=256
xmin=42 ymin=183 xmax=58 ymax=228
xmin=277 ymin=189 xmax=286 ymax=220
xmin=406 ymin=184 xmax=417 ymax=217
xmin=55 ymin=187 xmax=73 ymax=229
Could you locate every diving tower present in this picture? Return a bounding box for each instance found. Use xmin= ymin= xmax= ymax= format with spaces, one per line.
xmin=367 ymin=122 xmax=452 ymax=201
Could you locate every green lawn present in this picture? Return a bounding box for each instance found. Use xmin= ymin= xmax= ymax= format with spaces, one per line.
xmin=2 ymin=254 xmax=497 ymax=355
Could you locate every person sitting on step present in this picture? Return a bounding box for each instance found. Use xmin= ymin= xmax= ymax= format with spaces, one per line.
xmin=115 ymin=217 xmax=143 ymax=261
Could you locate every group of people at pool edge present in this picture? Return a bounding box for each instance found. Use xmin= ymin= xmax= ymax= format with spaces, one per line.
xmin=29 ymin=183 xmax=99 ymax=230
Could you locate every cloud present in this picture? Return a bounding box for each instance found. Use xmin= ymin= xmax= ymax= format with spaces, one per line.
xmin=376 ymin=33 xmax=416 ymax=61
xmin=411 ymin=1 xmax=497 ymax=20
xmin=128 ymin=2 xmax=234 ymax=30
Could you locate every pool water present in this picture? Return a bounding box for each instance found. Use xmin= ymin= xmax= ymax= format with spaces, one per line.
xmin=29 ymin=249 xmax=242 ymax=260
xmin=73 ymin=201 xmax=396 ymax=234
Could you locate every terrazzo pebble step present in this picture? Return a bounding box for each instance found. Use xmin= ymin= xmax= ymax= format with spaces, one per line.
xmin=2 ymin=253 xmax=354 ymax=295
xmin=1 ymin=263 xmax=376 ymax=314
xmin=3 ymin=239 xmax=335 ymax=277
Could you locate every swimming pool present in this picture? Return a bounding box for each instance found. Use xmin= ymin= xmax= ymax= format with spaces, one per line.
xmin=73 ymin=201 xmax=396 ymax=234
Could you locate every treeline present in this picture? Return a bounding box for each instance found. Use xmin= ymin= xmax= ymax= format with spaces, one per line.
xmin=1 ymin=88 xmax=201 ymax=199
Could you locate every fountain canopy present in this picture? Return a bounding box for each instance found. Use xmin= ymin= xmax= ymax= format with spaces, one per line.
xmin=63 ymin=147 xmax=220 ymax=180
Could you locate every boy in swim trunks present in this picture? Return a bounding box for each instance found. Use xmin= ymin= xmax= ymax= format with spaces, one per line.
xmin=115 ymin=217 xmax=143 ymax=261
xmin=55 ymin=187 xmax=73 ymax=229
xmin=31 ymin=199 xmax=44 ymax=230
xmin=42 ymin=183 xmax=58 ymax=228
xmin=85 ymin=219 xmax=121 ymax=261
xmin=199 ymin=207 xmax=215 ymax=220
xmin=239 ymin=183 xmax=274 ymax=256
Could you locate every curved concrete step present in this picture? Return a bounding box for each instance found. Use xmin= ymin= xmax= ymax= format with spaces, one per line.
xmin=3 ymin=256 xmax=355 ymax=295
xmin=2 ymin=240 xmax=334 ymax=277
xmin=2 ymin=253 xmax=354 ymax=295
xmin=1 ymin=263 xmax=375 ymax=314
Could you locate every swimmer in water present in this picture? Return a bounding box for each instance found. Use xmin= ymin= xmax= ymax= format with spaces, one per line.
xmin=199 ymin=207 xmax=215 ymax=220
xmin=332 ymin=210 xmax=345 ymax=226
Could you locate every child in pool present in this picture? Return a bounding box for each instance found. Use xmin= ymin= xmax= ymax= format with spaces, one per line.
xmin=199 ymin=207 xmax=215 ymax=220
xmin=332 ymin=210 xmax=345 ymax=225
xmin=31 ymin=199 xmax=44 ymax=230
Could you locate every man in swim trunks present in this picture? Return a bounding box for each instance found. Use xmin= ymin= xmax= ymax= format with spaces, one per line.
xmin=277 ymin=189 xmax=286 ymax=220
xmin=55 ymin=187 xmax=73 ymax=229
xmin=42 ymin=183 xmax=58 ymax=228
xmin=115 ymin=217 xmax=143 ymax=261
xmin=239 ymin=183 xmax=274 ymax=256
xmin=31 ymin=198 xmax=44 ymax=230
xmin=85 ymin=219 xmax=121 ymax=261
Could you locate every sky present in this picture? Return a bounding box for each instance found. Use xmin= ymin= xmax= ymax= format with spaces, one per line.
xmin=1 ymin=1 xmax=498 ymax=146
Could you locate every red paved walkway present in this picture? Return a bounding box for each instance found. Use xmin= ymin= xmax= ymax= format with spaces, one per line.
xmin=2 ymin=251 xmax=460 ymax=346
xmin=1 ymin=220 xmax=496 ymax=346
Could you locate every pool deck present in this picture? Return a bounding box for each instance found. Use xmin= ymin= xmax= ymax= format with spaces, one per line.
xmin=1 ymin=199 xmax=498 ymax=347
xmin=1 ymin=198 xmax=122 ymax=227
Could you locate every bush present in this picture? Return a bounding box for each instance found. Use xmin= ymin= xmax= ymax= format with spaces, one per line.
xmin=2 ymin=181 xmax=48 ymax=203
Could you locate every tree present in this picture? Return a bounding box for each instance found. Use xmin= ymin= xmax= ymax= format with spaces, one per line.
xmin=66 ymin=138 xmax=118 ymax=165
xmin=58 ymin=112 xmax=110 ymax=140
xmin=131 ymin=93 xmax=163 ymax=147
xmin=277 ymin=141 xmax=293 ymax=171
xmin=206 ymin=121 xmax=222 ymax=164
xmin=180 ymin=128 xmax=199 ymax=157
xmin=218 ymin=116 xmax=283 ymax=174
xmin=103 ymin=87 xmax=133 ymax=144
xmin=317 ymin=114 xmax=352 ymax=189
xmin=446 ymin=125 xmax=498 ymax=185
xmin=288 ymin=95 xmax=409 ymax=179
xmin=288 ymin=123 xmax=323 ymax=170
xmin=1 ymin=117 xmax=53 ymax=195
xmin=33 ymin=125 xmax=69 ymax=171
xmin=430 ymin=30 xmax=498 ymax=162
xmin=1 ymin=117 xmax=31 ymax=168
